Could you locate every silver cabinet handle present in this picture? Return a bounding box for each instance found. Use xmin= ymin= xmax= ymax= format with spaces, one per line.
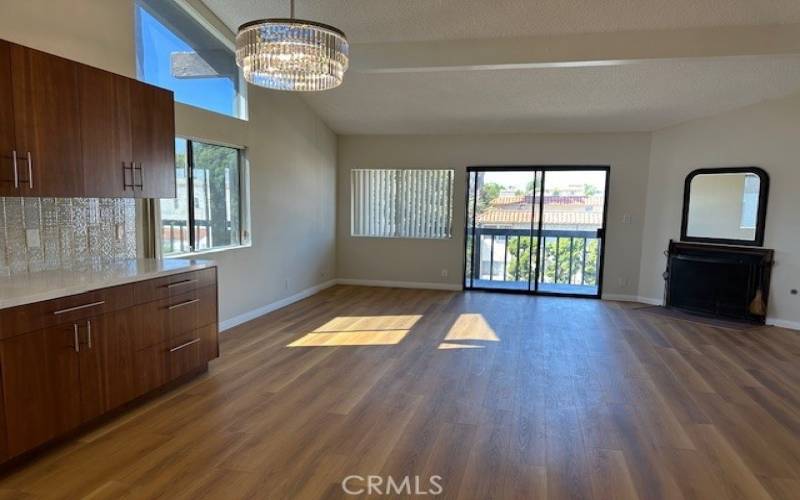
xmin=122 ymin=161 xmax=129 ymax=190
xmin=26 ymin=151 xmax=32 ymax=189
xmin=53 ymin=300 xmax=105 ymax=315
xmin=170 ymin=338 xmax=200 ymax=353
xmin=166 ymin=279 xmax=197 ymax=289
xmin=72 ymin=324 xmax=80 ymax=353
xmin=167 ymin=298 xmax=199 ymax=310
xmin=11 ymin=150 xmax=18 ymax=188
xmin=133 ymin=162 xmax=143 ymax=189
xmin=86 ymin=319 xmax=92 ymax=349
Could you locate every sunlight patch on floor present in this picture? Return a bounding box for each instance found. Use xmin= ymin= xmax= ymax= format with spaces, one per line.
xmin=437 ymin=342 xmax=485 ymax=350
xmin=436 ymin=313 xmax=500 ymax=349
xmin=287 ymin=315 xmax=422 ymax=347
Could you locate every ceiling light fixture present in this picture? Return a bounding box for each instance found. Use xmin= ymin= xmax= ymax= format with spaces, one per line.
xmin=235 ymin=0 xmax=349 ymax=91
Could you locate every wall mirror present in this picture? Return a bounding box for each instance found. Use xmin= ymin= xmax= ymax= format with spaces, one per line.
xmin=681 ymin=167 xmax=769 ymax=247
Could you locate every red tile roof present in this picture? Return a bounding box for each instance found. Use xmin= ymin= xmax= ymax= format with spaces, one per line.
xmin=477 ymin=208 xmax=602 ymax=225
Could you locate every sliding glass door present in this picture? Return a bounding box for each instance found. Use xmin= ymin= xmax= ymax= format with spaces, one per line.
xmin=464 ymin=166 xmax=609 ymax=298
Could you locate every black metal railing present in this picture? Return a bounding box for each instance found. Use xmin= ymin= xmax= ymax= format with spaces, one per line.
xmin=469 ymin=227 xmax=600 ymax=288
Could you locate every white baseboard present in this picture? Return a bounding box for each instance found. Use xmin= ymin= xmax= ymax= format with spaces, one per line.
xmin=767 ymin=318 xmax=800 ymax=331
xmin=336 ymin=278 xmax=462 ymax=291
xmin=219 ymin=279 xmax=337 ymax=332
xmin=602 ymin=294 xmax=662 ymax=305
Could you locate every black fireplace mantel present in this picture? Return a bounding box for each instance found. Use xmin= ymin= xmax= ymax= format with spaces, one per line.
xmin=665 ymin=240 xmax=774 ymax=324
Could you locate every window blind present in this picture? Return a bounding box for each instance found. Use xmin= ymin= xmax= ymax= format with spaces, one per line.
xmin=351 ymin=169 xmax=454 ymax=239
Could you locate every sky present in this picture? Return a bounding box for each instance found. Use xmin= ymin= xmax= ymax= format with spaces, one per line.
xmin=136 ymin=5 xmax=237 ymax=118
xmin=483 ymin=170 xmax=607 ymax=193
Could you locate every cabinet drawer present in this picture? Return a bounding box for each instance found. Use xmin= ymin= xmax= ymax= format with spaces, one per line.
xmin=132 ymin=268 xmax=216 ymax=305
xmin=133 ymin=324 xmax=216 ymax=395
xmin=0 ymin=285 xmax=133 ymax=339
xmin=167 ymin=328 xmax=209 ymax=381
xmin=134 ymin=286 xmax=217 ymax=350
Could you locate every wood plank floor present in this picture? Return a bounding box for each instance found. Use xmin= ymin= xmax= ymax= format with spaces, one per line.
xmin=2 ymin=285 xmax=800 ymax=499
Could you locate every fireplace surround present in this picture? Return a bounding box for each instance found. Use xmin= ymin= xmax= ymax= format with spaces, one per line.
xmin=664 ymin=240 xmax=774 ymax=324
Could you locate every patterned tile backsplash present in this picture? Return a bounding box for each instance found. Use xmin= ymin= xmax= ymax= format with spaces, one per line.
xmin=0 ymin=197 xmax=137 ymax=276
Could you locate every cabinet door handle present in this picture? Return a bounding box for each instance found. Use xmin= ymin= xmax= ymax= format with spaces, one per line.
xmin=167 ymin=298 xmax=199 ymax=310
xmin=166 ymin=279 xmax=197 ymax=289
xmin=133 ymin=162 xmax=143 ymax=189
xmin=72 ymin=324 xmax=80 ymax=353
xmin=53 ymin=300 xmax=106 ymax=315
xmin=86 ymin=320 xmax=92 ymax=349
xmin=26 ymin=152 xmax=32 ymax=189
xmin=169 ymin=338 xmax=200 ymax=353
xmin=11 ymin=150 xmax=18 ymax=188
xmin=122 ymin=161 xmax=130 ymax=190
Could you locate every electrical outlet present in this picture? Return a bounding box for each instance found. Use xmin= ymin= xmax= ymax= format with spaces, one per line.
xmin=26 ymin=229 xmax=41 ymax=248
xmin=441 ymin=269 xmax=448 ymax=278
xmin=284 ymin=279 xmax=289 ymax=290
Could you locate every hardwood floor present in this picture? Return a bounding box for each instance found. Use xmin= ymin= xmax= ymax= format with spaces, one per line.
xmin=2 ymin=285 xmax=800 ymax=499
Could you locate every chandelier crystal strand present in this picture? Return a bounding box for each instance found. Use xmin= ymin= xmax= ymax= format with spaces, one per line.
xmin=235 ymin=0 xmax=349 ymax=92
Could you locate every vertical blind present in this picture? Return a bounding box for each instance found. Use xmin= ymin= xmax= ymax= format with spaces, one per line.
xmin=351 ymin=169 xmax=454 ymax=239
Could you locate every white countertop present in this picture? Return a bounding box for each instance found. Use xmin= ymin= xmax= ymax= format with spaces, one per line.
xmin=0 ymin=259 xmax=216 ymax=310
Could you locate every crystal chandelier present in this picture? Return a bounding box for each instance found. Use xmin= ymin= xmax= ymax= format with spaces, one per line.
xmin=235 ymin=0 xmax=349 ymax=91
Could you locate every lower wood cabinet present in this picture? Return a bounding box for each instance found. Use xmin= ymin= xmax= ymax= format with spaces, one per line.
xmin=0 ymin=267 xmax=218 ymax=463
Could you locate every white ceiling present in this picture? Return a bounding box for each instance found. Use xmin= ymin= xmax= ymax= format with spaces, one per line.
xmin=203 ymin=1 xmax=800 ymax=134
xmin=302 ymin=56 xmax=800 ymax=135
xmin=204 ymin=0 xmax=800 ymax=43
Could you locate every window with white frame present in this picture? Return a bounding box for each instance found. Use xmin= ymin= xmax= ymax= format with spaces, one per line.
xmin=135 ymin=0 xmax=246 ymax=119
xmin=160 ymin=138 xmax=249 ymax=256
xmin=351 ymin=169 xmax=454 ymax=239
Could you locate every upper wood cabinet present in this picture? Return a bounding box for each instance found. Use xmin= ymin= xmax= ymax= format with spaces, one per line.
xmin=0 ymin=38 xmax=176 ymax=199
xmin=10 ymin=44 xmax=83 ymax=197
xmin=0 ymin=41 xmax=16 ymax=197
xmin=130 ymin=79 xmax=176 ymax=199
xmin=78 ymin=66 xmax=133 ymax=198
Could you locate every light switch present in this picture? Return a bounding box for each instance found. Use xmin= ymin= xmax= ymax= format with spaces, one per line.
xmin=26 ymin=229 xmax=41 ymax=248
xmin=115 ymin=223 xmax=125 ymax=241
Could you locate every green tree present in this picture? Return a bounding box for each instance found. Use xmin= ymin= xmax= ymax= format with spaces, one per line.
xmin=583 ymin=184 xmax=599 ymax=196
xmin=191 ymin=143 xmax=240 ymax=248
xmin=478 ymin=182 xmax=504 ymax=212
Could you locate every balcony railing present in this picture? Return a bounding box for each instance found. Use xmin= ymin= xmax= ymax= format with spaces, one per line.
xmin=467 ymin=227 xmax=600 ymax=294
xmin=161 ymin=219 xmax=232 ymax=254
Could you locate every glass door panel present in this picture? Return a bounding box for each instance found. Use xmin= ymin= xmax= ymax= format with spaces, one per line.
xmin=536 ymin=170 xmax=607 ymax=297
xmin=465 ymin=170 xmax=541 ymax=291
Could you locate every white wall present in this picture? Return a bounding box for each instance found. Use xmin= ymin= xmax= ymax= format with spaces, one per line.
xmin=337 ymin=133 xmax=652 ymax=298
xmin=0 ymin=0 xmax=338 ymax=326
xmin=639 ymin=91 xmax=800 ymax=328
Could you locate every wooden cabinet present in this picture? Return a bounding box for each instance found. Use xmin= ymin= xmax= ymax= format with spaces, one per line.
xmin=78 ymin=66 xmax=132 ymax=198
xmin=0 ymin=325 xmax=82 ymax=457
xmin=9 ymin=44 xmax=83 ymax=197
xmin=0 ymin=267 xmax=218 ymax=461
xmin=130 ymin=79 xmax=176 ymax=198
xmin=0 ymin=40 xmax=15 ymax=197
xmin=0 ymin=38 xmax=176 ymax=199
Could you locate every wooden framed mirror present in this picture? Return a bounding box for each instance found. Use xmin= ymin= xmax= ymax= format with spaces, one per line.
xmin=681 ymin=167 xmax=769 ymax=247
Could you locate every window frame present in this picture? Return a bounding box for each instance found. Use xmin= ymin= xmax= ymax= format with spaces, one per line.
xmin=158 ymin=137 xmax=251 ymax=258
xmin=134 ymin=0 xmax=248 ymax=120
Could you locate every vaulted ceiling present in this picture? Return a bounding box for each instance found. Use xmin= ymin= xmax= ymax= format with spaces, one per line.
xmin=204 ymin=0 xmax=800 ymax=134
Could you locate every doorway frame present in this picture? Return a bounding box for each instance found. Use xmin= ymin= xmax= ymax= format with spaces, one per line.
xmin=462 ymin=165 xmax=611 ymax=299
